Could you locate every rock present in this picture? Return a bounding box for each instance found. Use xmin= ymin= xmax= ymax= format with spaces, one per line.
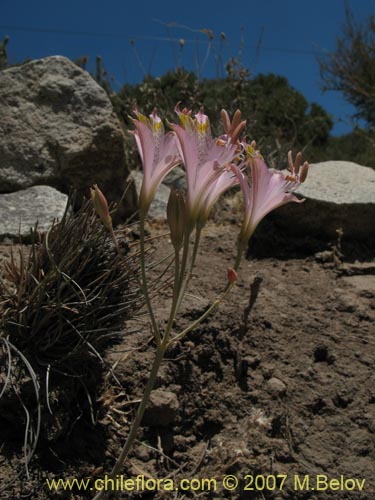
xmin=134 ymin=446 xmax=150 ymax=462
xmin=314 ymin=250 xmax=336 ymax=263
xmin=131 ymin=171 xmax=170 ymax=219
xmin=275 ymin=161 xmax=375 ymax=244
xmin=297 ymin=161 xmax=375 ymax=204
xmin=163 ymin=167 xmax=187 ymax=191
xmin=267 ymin=377 xmax=287 ymax=397
xmin=0 ymin=186 xmax=68 ymax=240
xmin=340 ymin=262 xmax=375 ymax=276
xmin=143 ymin=389 xmax=179 ymax=427
xmin=0 ymin=56 xmax=137 ymax=218
xmin=242 ymin=354 xmax=261 ymax=369
xmin=342 ymin=275 xmax=375 ymax=298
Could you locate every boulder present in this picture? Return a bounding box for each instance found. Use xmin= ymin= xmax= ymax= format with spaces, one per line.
xmin=279 ymin=161 xmax=375 ymax=243
xmin=0 ymin=185 xmax=68 ymax=240
xmin=0 ymin=55 xmax=137 ymax=218
xmin=253 ymin=161 xmax=375 ymax=255
xmin=297 ymin=161 xmax=374 ymax=205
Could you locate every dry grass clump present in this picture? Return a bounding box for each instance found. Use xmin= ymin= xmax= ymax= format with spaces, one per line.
xmin=0 ymin=199 xmax=142 ymax=372
xmin=0 ymin=198 xmax=144 ymax=480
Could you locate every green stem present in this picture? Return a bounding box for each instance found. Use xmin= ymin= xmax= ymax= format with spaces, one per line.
xmin=175 ymin=225 xmax=201 ymax=314
xmin=234 ymin=240 xmax=245 ymax=272
xmin=190 ymin=225 xmax=202 ymax=272
xmin=169 ymin=283 xmax=234 ymax=346
xmin=173 ymin=227 xmax=191 ymax=313
xmin=139 ymin=211 xmax=160 ymax=347
xmin=163 ymin=246 xmax=181 ymax=340
xmin=92 ymin=343 xmax=167 ymax=500
xmin=170 ymin=231 xmax=243 ymax=347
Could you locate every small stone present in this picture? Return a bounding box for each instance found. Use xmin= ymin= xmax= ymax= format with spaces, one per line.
xmin=267 ymin=377 xmax=287 ymax=397
xmin=243 ymin=354 xmax=261 ymax=369
xmin=143 ymin=389 xmax=179 ymax=427
xmin=134 ymin=446 xmax=150 ymax=462
xmin=261 ymin=362 xmax=275 ymax=379
xmin=315 ymin=250 xmax=335 ymax=263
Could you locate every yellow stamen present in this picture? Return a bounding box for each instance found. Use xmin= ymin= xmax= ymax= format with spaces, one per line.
xmin=196 ymin=119 xmax=209 ymax=135
xmin=246 ymin=145 xmax=263 ymax=160
xmin=285 ymin=174 xmax=297 ymax=182
xmin=152 ymin=120 xmax=163 ymax=133
xmin=137 ymin=112 xmax=150 ymax=127
xmin=179 ymin=113 xmax=194 ymax=131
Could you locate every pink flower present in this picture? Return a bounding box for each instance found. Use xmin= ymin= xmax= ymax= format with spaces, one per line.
xmin=170 ymin=104 xmax=241 ymax=224
xmin=232 ymin=151 xmax=309 ymax=244
xmin=198 ymin=165 xmax=240 ymax=223
xmin=132 ymin=109 xmax=181 ymax=213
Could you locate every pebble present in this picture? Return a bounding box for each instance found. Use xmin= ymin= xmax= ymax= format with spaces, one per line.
xmin=143 ymin=389 xmax=179 ymax=427
xmin=267 ymin=377 xmax=287 ymax=397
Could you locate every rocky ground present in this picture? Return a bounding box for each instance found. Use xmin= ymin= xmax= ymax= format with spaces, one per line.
xmin=0 ymin=212 xmax=374 ymax=500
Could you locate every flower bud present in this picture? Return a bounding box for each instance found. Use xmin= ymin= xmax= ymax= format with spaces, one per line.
xmin=227 ymin=267 xmax=238 ymax=283
xmin=167 ymin=189 xmax=186 ymax=249
xmin=221 ymin=109 xmax=246 ymax=143
xmin=90 ymin=184 xmax=112 ymax=230
xmin=299 ymin=161 xmax=309 ymax=183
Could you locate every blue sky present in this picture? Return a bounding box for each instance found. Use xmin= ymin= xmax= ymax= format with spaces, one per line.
xmin=1 ymin=0 xmax=374 ymax=135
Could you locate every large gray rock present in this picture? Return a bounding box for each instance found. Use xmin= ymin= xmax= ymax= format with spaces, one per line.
xmin=274 ymin=161 xmax=375 ymax=244
xmin=0 ymin=185 xmax=68 ymax=240
xmin=0 ymin=56 xmax=136 ymax=218
xmin=297 ymin=161 xmax=374 ymax=205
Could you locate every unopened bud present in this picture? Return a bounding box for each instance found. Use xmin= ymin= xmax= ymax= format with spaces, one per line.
xmin=220 ymin=109 xmax=246 ymax=143
xmin=287 ymin=150 xmax=293 ymax=171
xmin=227 ymin=267 xmax=238 ymax=283
xmin=90 ymin=184 xmax=112 ymax=230
xmin=167 ymin=189 xmax=186 ymax=249
xmin=294 ymin=151 xmax=303 ymax=175
xmin=299 ymin=161 xmax=309 ymax=183
xmin=288 ymin=150 xmax=303 ymax=175
xmin=221 ymin=109 xmax=231 ymax=134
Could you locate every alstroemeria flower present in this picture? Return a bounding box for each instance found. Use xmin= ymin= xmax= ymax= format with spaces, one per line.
xmin=198 ymin=165 xmax=241 ymax=224
xmin=132 ymin=109 xmax=181 ymax=214
xmin=170 ymin=104 xmax=241 ymax=224
xmin=232 ymin=151 xmax=309 ymax=245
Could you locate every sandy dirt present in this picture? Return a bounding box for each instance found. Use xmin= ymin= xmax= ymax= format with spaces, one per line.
xmin=0 ymin=213 xmax=374 ymax=500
